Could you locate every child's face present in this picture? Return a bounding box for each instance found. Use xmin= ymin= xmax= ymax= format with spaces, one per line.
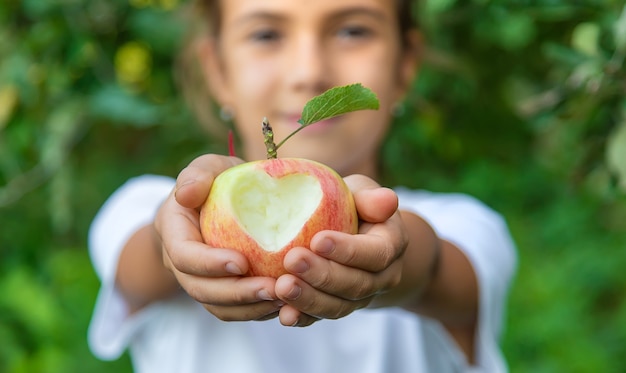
xmin=204 ymin=0 xmax=417 ymax=176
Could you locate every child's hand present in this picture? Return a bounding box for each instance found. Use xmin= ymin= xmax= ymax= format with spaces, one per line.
xmin=274 ymin=174 xmax=409 ymax=327
xmin=154 ymin=154 xmax=283 ymax=322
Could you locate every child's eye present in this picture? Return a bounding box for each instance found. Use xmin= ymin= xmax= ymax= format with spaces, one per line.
xmin=336 ymin=25 xmax=373 ymax=40
xmin=249 ymin=29 xmax=282 ymax=44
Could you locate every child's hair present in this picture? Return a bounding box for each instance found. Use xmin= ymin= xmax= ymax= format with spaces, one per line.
xmin=175 ymin=0 xmax=419 ymax=141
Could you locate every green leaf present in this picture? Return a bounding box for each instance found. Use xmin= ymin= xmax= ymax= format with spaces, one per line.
xmin=606 ymin=117 xmax=626 ymax=191
xmin=89 ymin=84 xmax=161 ymax=127
xmin=298 ymin=83 xmax=379 ymax=126
xmin=615 ymin=4 xmax=626 ymax=53
xmin=572 ymin=22 xmax=600 ymax=56
xmin=271 ymin=84 xmax=380 ymax=153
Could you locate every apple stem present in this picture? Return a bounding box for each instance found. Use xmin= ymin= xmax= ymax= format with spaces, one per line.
xmin=275 ymin=124 xmax=307 ymax=151
xmin=262 ymin=117 xmax=278 ymax=159
xmin=262 ymin=117 xmax=311 ymax=158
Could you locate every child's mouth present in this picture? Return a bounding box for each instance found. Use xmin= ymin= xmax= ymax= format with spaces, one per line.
xmin=283 ymin=114 xmax=339 ymax=134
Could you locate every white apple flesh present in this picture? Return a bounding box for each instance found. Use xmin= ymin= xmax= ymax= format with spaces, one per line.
xmin=200 ymin=158 xmax=358 ymax=278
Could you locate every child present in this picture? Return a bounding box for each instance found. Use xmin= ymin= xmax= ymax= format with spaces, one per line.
xmin=88 ymin=0 xmax=517 ymax=372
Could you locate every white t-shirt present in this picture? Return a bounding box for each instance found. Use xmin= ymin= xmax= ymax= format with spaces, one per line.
xmin=88 ymin=175 xmax=517 ymax=373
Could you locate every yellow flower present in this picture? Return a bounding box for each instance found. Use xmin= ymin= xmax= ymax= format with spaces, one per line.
xmin=114 ymin=41 xmax=152 ymax=87
xmin=0 ymin=85 xmax=18 ymax=130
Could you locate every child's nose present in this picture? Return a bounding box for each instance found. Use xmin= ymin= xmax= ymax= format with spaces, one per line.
xmin=286 ymin=34 xmax=329 ymax=93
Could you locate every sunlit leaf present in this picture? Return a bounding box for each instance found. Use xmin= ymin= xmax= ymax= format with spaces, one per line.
xmin=606 ymin=117 xmax=626 ymax=191
xmin=614 ymin=5 xmax=626 ymax=52
xmin=0 ymin=268 xmax=62 ymax=340
xmin=572 ymin=22 xmax=600 ymax=56
xmin=298 ymin=83 xmax=379 ymax=126
xmin=498 ymin=13 xmax=536 ymax=50
xmin=0 ymin=85 xmax=18 ymax=130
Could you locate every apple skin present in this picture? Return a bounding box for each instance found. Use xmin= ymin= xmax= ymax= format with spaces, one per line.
xmin=199 ymin=158 xmax=358 ymax=278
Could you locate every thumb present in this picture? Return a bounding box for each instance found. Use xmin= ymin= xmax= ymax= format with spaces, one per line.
xmin=174 ymin=154 xmax=243 ymax=209
xmin=344 ymin=175 xmax=398 ymax=224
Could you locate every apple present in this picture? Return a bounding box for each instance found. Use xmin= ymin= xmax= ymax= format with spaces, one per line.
xmin=199 ymin=84 xmax=378 ymax=278
xmin=199 ymin=157 xmax=358 ymax=278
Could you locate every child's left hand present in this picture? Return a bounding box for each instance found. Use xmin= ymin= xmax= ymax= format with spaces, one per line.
xmin=274 ymin=174 xmax=409 ymax=327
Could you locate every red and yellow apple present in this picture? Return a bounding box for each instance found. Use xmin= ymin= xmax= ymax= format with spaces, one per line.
xmin=199 ymin=158 xmax=358 ymax=278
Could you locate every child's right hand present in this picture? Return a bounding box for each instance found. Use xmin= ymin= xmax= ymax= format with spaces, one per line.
xmin=153 ymin=154 xmax=283 ymax=321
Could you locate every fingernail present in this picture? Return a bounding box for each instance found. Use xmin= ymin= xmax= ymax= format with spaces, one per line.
xmin=290 ymin=260 xmax=309 ymax=274
xmin=314 ymin=238 xmax=335 ymax=255
xmin=257 ymin=289 xmax=274 ymax=301
xmin=225 ymin=262 xmax=244 ymax=275
xmin=174 ymin=179 xmax=195 ymax=199
xmin=285 ymin=285 xmax=301 ymax=301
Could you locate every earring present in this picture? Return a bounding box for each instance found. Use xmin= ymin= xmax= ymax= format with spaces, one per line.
xmin=219 ymin=106 xmax=234 ymax=122
xmin=391 ymin=102 xmax=405 ymax=117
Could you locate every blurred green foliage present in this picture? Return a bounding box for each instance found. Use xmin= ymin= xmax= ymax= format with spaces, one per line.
xmin=1 ymin=0 xmax=625 ymax=372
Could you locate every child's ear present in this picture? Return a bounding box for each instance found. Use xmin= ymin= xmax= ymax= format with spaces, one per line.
xmin=396 ymin=30 xmax=422 ymax=100
xmin=195 ymin=37 xmax=233 ymax=108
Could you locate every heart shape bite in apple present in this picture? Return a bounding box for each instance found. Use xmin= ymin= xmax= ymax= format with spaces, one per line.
xmin=200 ymin=158 xmax=357 ymax=278
xmin=232 ymin=171 xmax=323 ymax=253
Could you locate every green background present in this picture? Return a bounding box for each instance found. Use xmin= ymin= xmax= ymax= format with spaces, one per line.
xmin=1 ymin=0 xmax=626 ymax=372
